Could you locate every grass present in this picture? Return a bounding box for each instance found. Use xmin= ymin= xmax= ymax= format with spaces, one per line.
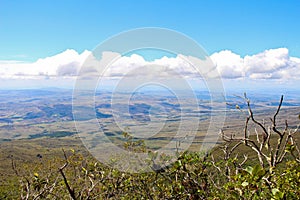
xmin=0 ymin=137 xmax=86 ymax=189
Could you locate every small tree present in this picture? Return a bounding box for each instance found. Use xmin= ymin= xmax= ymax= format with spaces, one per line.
xmin=214 ymin=93 xmax=300 ymax=199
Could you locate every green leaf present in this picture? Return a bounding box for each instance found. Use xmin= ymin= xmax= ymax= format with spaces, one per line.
xmin=241 ymin=181 xmax=249 ymax=187
xmin=272 ymin=188 xmax=284 ymax=199
xmin=174 ymin=160 xmax=182 ymax=169
xmin=245 ymin=166 xmax=253 ymax=175
xmin=252 ymin=164 xmax=264 ymax=178
xmin=272 ymin=188 xmax=280 ymax=195
xmin=265 ymin=143 xmax=269 ymax=150
xmin=252 ymin=164 xmax=260 ymax=175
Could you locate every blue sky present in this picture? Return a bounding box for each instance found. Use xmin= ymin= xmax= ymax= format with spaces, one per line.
xmin=1 ymin=0 xmax=300 ymax=90
xmin=1 ymin=0 xmax=300 ymax=61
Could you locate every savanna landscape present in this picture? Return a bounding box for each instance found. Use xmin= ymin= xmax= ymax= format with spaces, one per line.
xmin=0 ymin=89 xmax=299 ymax=199
xmin=1 ymin=1 xmax=300 ymax=199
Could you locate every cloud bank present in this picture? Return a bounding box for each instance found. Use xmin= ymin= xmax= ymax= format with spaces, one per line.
xmin=0 ymin=48 xmax=300 ymax=80
xmin=0 ymin=49 xmax=90 ymax=79
xmin=211 ymin=48 xmax=300 ymax=79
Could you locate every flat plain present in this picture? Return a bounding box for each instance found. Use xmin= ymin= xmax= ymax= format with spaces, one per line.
xmin=0 ymin=88 xmax=299 ymax=186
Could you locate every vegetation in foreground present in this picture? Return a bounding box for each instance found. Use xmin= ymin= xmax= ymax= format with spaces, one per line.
xmin=0 ymin=94 xmax=299 ymax=199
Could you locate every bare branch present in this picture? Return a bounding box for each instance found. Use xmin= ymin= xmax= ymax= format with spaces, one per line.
xmin=271 ymin=95 xmax=284 ymax=137
xmin=240 ymin=155 xmax=248 ymax=166
xmin=244 ymin=93 xmax=269 ymax=141
xmin=244 ymin=117 xmax=250 ymax=144
xmin=210 ymin=155 xmax=221 ymax=173
xmin=59 ymin=149 xmax=77 ymax=200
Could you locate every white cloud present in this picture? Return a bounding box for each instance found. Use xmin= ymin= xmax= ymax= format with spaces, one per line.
xmin=244 ymin=48 xmax=290 ymax=74
xmin=211 ymin=48 xmax=300 ymax=79
xmin=79 ymin=52 xmax=207 ymax=79
xmin=0 ymin=49 xmax=90 ymax=79
xmin=210 ymin=50 xmax=244 ymax=78
xmin=0 ymin=48 xmax=300 ymax=80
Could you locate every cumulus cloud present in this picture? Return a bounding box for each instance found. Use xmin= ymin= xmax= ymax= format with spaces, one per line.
xmin=0 ymin=48 xmax=300 ymax=80
xmin=104 ymin=54 xmax=203 ymax=78
xmin=0 ymin=49 xmax=90 ymax=79
xmin=210 ymin=50 xmax=244 ymax=78
xmin=245 ymin=48 xmax=290 ymax=74
xmin=76 ymin=52 xmax=210 ymax=79
xmin=56 ymin=61 xmax=80 ymax=76
xmin=211 ymin=48 xmax=300 ymax=79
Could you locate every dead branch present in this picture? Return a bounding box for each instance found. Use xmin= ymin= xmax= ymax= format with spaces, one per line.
xmin=221 ymin=94 xmax=300 ymax=170
xmin=59 ymin=149 xmax=77 ymax=200
xmin=244 ymin=93 xmax=269 ymax=143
